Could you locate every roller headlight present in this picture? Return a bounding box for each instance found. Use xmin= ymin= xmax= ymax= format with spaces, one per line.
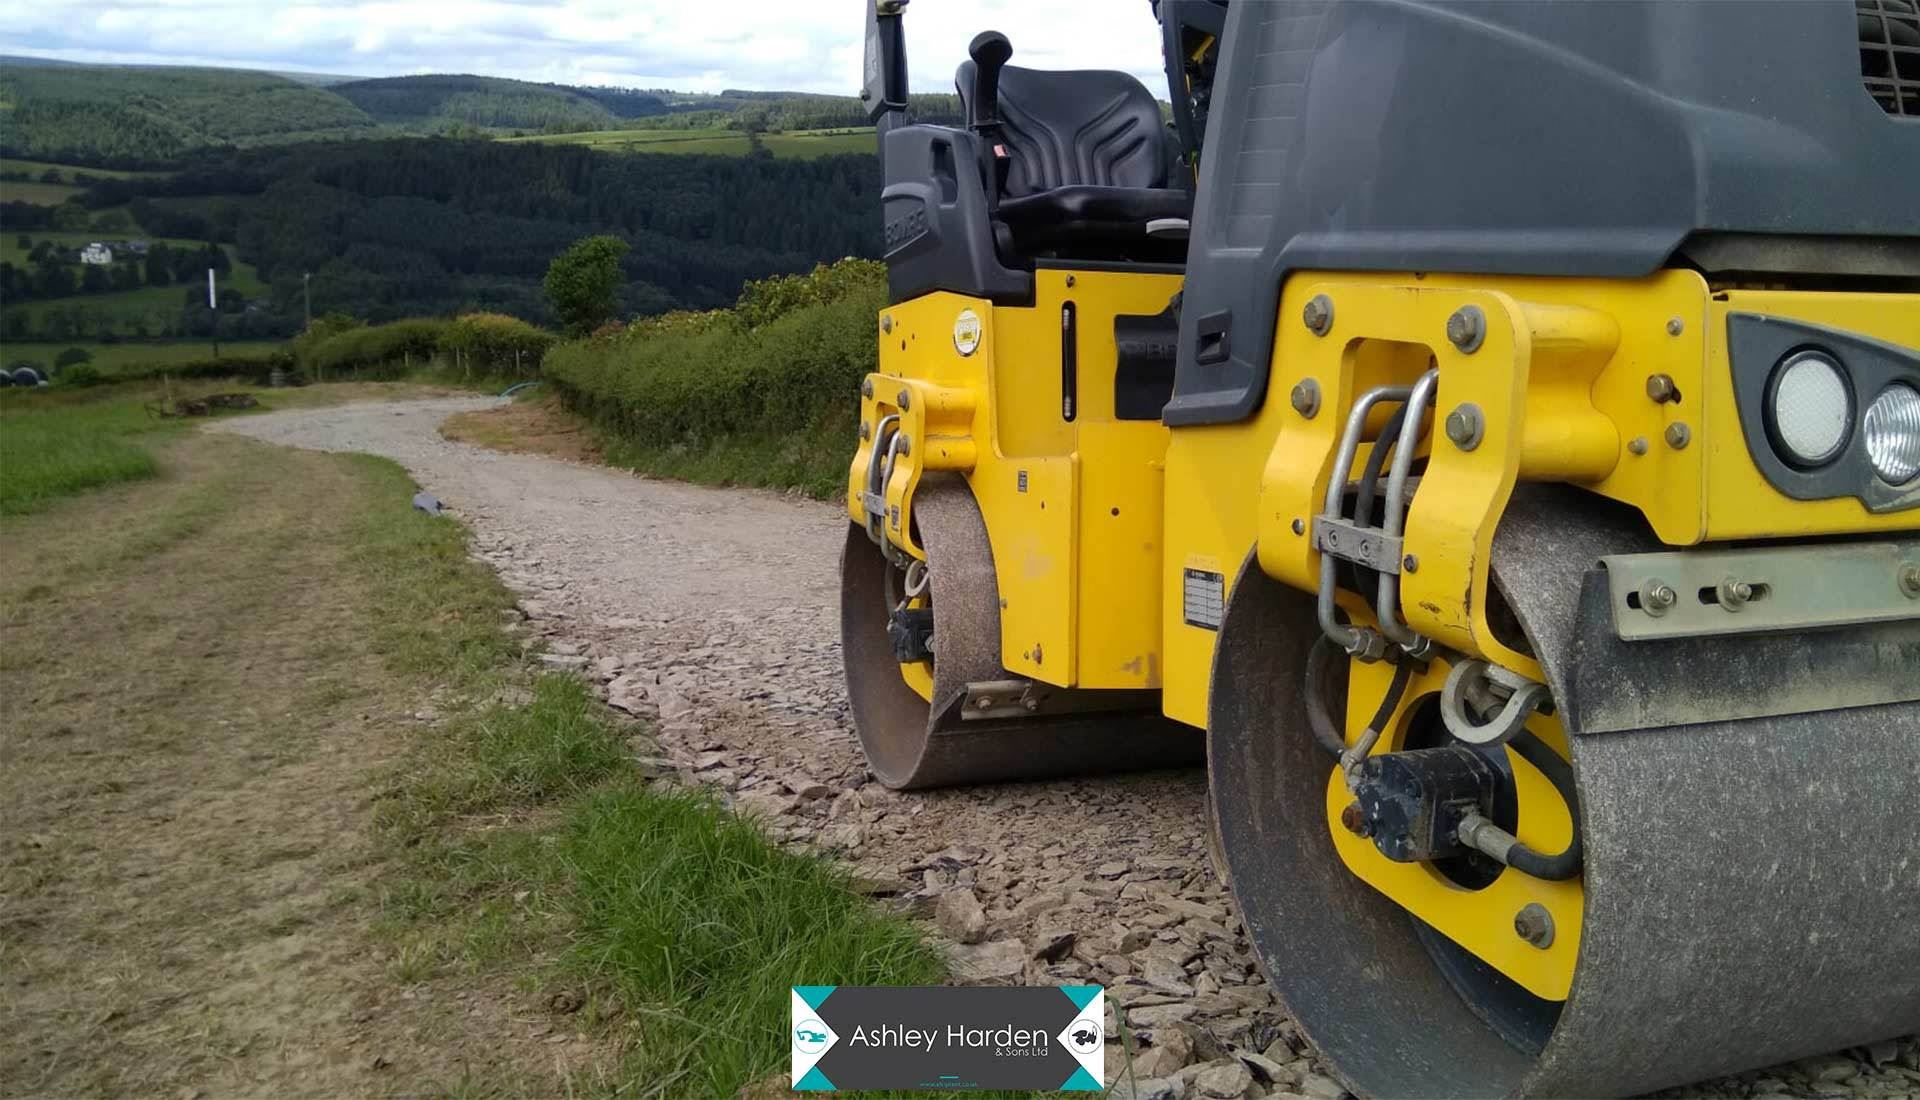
xmin=1766 ymin=350 xmax=1853 ymax=468
xmin=1864 ymin=384 xmax=1920 ymax=486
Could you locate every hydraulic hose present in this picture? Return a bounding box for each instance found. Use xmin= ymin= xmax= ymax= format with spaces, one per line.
xmin=1346 ymin=405 xmax=1406 ymax=603
xmin=1457 ymin=729 xmax=1584 ymax=880
xmin=1303 ymin=634 xmax=1414 ymax=767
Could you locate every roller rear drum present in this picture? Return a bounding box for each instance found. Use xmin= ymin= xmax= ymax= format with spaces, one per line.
xmin=840 ymin=475 xmax=1201 ymax=790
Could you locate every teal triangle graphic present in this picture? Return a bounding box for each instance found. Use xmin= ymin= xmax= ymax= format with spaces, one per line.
xmin=794 ymin=1066 xmax=835 ymax=1091
xmin=793 ymin=985 xmax=837 ymax=1011
xmin=1060 ymin=1066 xmax=1101 ymax=1091
xmin=1058 ymin=984 xmax=1102 ymax=1011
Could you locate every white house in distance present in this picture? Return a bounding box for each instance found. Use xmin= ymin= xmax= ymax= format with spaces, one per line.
xmin=78 ymin=242 xmax=113 ymax=265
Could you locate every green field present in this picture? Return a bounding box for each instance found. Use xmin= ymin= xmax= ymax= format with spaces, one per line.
xmin=0 ymin=179 xmax=84 ymax=204
xmin=0 ymin=157 xmax=164 ymax=180
xmin=502 ymin=126 xmax=874 ymax=159
xmin=1 ymin=341 xmax=285 ymax=373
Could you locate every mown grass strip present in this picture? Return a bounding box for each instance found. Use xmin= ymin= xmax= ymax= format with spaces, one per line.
xmin=345 ymin=445 xmax=947 ymax=1097
xmin=0 ymin=394 xmax=168 ymax=514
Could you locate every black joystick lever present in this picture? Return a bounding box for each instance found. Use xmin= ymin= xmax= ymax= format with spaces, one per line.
xmin=967 ymin=31 xmax=1012 ymax=132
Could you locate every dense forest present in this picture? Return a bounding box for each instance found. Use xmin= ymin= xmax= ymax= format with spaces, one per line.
xmin=333 ymin=74 xmax=646 ymax=131
xmin=0 ymin=63 xmax=376 ymax=165
xmin=38 ymin=138 xmax=881 ymax=329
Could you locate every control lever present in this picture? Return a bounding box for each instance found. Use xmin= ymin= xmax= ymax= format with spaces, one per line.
xmin=967 ymin=31 xmax=1013 ymax=130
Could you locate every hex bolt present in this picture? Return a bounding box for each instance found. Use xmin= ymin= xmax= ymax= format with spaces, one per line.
xmin=1444 ymin=403 xmax=1485 ymax=451
xmin=1646 ymin=374 xmax=1679 ymax=404
xmin=1666 ymin=317 xmax=1685 ymax=337
xmin=1402 ymin=554 xmax=1419 ymax=573
xmin=897 ymin=435 xmax=911 ymax=456
xmin=1643 ymin=580 xmax=1678 ymax=615
xmin=861 ymin=379 xmax=874 ymax=399
xmin=976 ymin=696 xmax=995 ymax=709
xmin=1514 ymin=903 xmax=1556 ymax=949
xmin=1446 ymin=305 xmax=1486 ymax=353
xmin=896 ymin=388 xmax=911 ymax=411
xmin=1628 ymin=436 xmax=1649 ymax=456
xmin=1899 ymin=563 xmax=1920 ymax=599
xmin=1291 ymin=518 xmax=1306 ymax=536
xmin=1340 ymin=802 xmax=1370 ymax=837
xmin=1718 ymin=577 xmax=1753 ymax=611
xmin=1666 ymin=422 xmax=1692 ymax=450
xmin=1023 ymin=697 xmax=1040 ymax=712
xmin=859 ymin=421 xmax=871 ymax=441
xmin=1291 ymin=378 xmax=1322 ymax=419
xmin=881 ymin=314 xmax=894 ymax=334
xmin=1303 ymin=294 xmax=1334 ymax=336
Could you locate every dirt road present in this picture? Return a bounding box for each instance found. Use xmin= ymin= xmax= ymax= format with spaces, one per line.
xmin=210 ymin=398 xmax=1918 ymax=1100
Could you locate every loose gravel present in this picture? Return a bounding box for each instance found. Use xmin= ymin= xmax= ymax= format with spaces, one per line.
xmin=211 ymin=398 xmax=1918 ymax=1099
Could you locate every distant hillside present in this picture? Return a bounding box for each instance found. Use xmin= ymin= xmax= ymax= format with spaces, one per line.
xmin=0 ymin=63 xmax=374 ymax=165
xmin=333 ymin=74 xmax=659 ymax=131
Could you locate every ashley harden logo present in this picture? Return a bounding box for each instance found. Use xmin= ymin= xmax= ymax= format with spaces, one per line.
xmin=791 ymin=986 xmax=1105 ymax=1091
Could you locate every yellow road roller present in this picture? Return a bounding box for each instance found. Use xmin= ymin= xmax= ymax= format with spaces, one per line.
xmin=842 ymin=1 xmax=1920 ymax=1094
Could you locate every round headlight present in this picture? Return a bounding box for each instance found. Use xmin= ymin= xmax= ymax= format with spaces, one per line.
xmin=1766 ymin=350 xmax=1853 ymax=468
xmin=1864 ymin=383 xmax=1920 ymax=486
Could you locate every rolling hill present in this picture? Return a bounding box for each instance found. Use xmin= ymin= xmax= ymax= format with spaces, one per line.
xmin=0 ymin=60 xmax=376 ymax=165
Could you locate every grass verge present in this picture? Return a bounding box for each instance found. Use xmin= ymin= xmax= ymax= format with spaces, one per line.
xmin=347 ymin=423 xmax=948 ymax=1097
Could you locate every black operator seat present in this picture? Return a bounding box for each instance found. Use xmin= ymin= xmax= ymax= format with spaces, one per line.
xmin=956 ymin=53 xmax=1192 ymax=261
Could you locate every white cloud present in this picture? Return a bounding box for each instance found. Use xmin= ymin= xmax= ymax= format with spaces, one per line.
xmin=0 ymin=0 xmax=1168 ymax=96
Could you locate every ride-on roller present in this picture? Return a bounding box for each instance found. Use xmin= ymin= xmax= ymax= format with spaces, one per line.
xmin=845 ymin=1 xmax=1920 ymax=1095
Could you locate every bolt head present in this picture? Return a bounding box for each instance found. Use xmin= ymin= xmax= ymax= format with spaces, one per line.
xmin=1302 ymin=294 xmax=1334 ymax=336
xmin=1290 ymin=378 xmax=1321 ymax=419
xmin=1065 ymin=274 xmax=1076 ymax=288
xmin=1666 ymin=317 xmax=1684 ymax=336
xmin=1899 ymin=563 xmax=1920 ymax=598
xmin=1647 ymin=582 xmax=1677 ymax=609
xmin=881 ymin=314 xmax=893 ymax=334
xmin=1340 ymin=802 xmax=1370 ymax=836
xmin=896 ymin=388 xmax=911 ymax=411
xmin=1446 ymin=305 xmax=1486 ymax=353
xmin=1514 ymin=903 xmax=1555 ymax=948
xmin=1291 ymin=518 xmax=1306 ymax=536
xmin=1444 ymin=404 xmax=1484 ymax=450
xmin=1402 ymin=554 xmax=1419 ymax=573
xmin=1665 ymin=422 xmax=1692 ymax=450
xmin=1628 ymin=436 xmax=1649 ymax=456
xmin=861 ymin=379 xmax=874 ymax=399
xmin=1645 ymin=374 xmax=1678 ymax=403
xmin=859 ymin=421 xmax=871 ymax=441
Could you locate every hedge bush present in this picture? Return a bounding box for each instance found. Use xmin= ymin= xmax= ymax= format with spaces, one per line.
xmin=293 ymin=313 xmax=555 ymax=381
xmin=543 ymin=259 xmax=883 ymax=497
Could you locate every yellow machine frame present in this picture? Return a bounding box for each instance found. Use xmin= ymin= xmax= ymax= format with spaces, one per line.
xmin=853 ymin=265 xmax=1918 ymax=996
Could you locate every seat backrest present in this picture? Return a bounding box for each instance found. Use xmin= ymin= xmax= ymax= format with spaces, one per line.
xmin=955 ymin=62 xmax=1170 ymax=198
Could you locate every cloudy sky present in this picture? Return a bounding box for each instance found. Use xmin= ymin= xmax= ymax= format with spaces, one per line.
xmin=0 ymin=1 xmax=1169 ymax=96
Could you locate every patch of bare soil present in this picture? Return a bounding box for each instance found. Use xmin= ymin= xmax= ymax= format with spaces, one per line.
xmin=440 ymin=394 xmax=603 ymax=465
xmin=0 ymin=434 xmax=610 ymax=1097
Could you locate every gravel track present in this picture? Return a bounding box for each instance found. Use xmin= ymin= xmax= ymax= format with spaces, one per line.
xmin=210 ymin=398 xmax=1918 ymax=1100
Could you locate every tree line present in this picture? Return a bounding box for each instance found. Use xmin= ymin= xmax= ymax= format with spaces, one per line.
xmin=69 ymin=137 xmax=883 ymax=328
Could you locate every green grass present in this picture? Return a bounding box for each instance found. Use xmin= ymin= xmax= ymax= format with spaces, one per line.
xmin=0 ymin=393 xmax=168 ymax=514
xmin=502 ymin=126 xmax=874 ymax=159
xmin=0 ymin=157 xmax=165 ymax=180
xmin=0 ymin=340 xmax=286 ymax=372
xmin=601 ymin=420 xmax=855 ymax=500
xmin=0 ymin=179 xmax=83 ymax=204
xmin=345 ymin=418 xmax=948 ymax=1097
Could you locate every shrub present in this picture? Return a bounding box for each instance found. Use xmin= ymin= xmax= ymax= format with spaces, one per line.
xmin=543 ymin=259 xmax=883 ymax=496
xmin=54 ymin=346 xmax=94 ymax=369
xmin=59 ymin=363 xmax=106 ymax=387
